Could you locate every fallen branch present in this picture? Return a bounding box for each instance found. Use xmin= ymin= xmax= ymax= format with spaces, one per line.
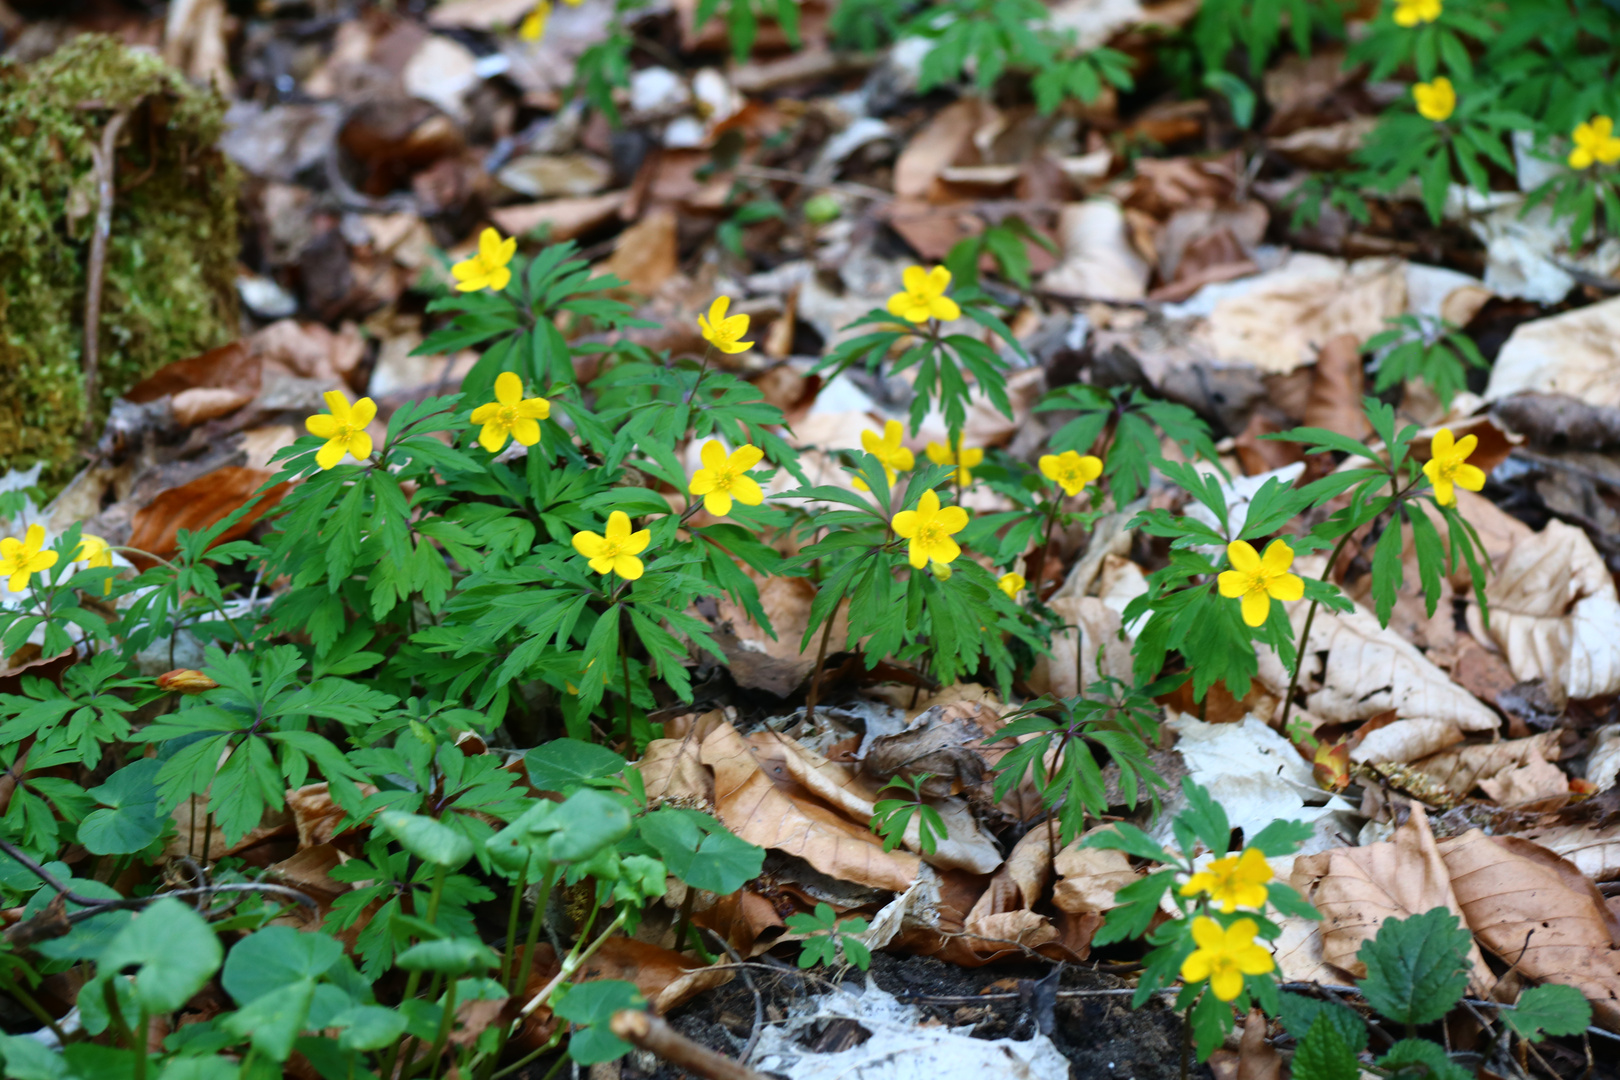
xmin=610 ymin=1011 xmax=771 ymax=1080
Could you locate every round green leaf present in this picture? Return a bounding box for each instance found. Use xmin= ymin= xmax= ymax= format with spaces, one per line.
xmin=396 ymin=937 xmax=497 ymax=976
xmin=222 ymin=924 xmax=343 ymax=1005
xmin=96 ymin=897 xmax=222 ymax=1014
xmin=79 ymin=759 xmax=168 ymax=856
xmin=335 ymin=1004 xmax=410 ymax=1051
xmin=379 ymin=811 xmax=474 ymax=868
xmin=544 ymin=789 xmax=631 ymax=863
xmin=524 ymin=738 xmax=626 ymax=793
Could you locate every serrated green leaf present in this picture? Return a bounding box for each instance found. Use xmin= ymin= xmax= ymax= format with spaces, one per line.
xmin=1357 ymin=908 xmax=1471 ymax=1026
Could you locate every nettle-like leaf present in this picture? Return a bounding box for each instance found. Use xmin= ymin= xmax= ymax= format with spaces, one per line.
xmin=1356 ymin=907 xmax=1472 ymax=1026
xmin=1290 ymin=1014 xmax=1360 ymax=1080
xmin=1502 ymin=983 xmax=1592 ymax=1042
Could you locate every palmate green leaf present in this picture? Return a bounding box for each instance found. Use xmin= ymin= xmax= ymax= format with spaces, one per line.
xmin=637 ymin=808 xmax=764 ymax=893
xmin=1502 ymin=983 xmax=1591 ymax=1042
xmin=1246 ymin=818 xmax=1315 ymax=857
xmin=1357 ymin=907 xmax=1472 ymax=1025
xmin=396 ymin=937 xmax=497 ymax=975
xmin=1093 ymin=869 xmax=1175 ymax=946
xmin=223 ymin=925 xmax=343 ymax=1004
xmin=380 ymin=811 xmax=475 ymax=869
xmin=1084 ymin=822 xmax=1172 ymax=863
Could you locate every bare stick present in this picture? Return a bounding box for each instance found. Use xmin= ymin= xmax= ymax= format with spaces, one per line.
xmin=610 ymin=1011 xmax=771 ymax=1080
xmin=83 ymin=109 xmax=130 ymax=440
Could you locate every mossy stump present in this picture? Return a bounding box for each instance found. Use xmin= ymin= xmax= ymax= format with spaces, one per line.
xmin=0 ymin=35 xmax=240 ymax=480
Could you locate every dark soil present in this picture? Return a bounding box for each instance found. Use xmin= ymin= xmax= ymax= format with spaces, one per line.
xmin=627 ymin=952 xmax=1196 ymax=1080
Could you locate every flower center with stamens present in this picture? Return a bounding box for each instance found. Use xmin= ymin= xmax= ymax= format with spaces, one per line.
xmin=500 ymin=406 xmax=518 ymax=425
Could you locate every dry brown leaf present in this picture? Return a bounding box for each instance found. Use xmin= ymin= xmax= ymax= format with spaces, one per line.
xmin=1268 ymin=118 xmax=1376 ymax=169
xmin=489 ymin=193 xmax=626 ymax=243
xmin=251 ymin=319 xmax=364 ymax=381
xmin=967 ymin=826 xmax=1051 ymax=927
xmin=1236 ymin=1008 xmax=1281 ymax=1080
xmin=1517 ymin=819 xmax=1620 ymax=881
xmin=1410 ymin=733 xmax=1561 ymax=802
xmin=605 ymin=207 xmax=678 ymax=294
xmin=894 ymin=99 xmax=984 ymax=200
xmin=127 ymin=340 xmax=261 ymax=404
xmin=1476 ymin=755 xmax=1569 ymax=806
xmin=860 ymin=710 xmax=990 ymax=797
xmin=127 ymin=466 xmax=290 ymax=568
xmin=1477 ymin=519 xmax=1620 ymax=700
xmin=572 ymin=936 xmax=732 ymax=1013
xmin=1039 ymin=199 xmax=1152 ymax=301
xmin=703 ymin=574 xmax=847 ymax=697
xmin=1303 ymin=333 xmax=1370 ymax=440
xmin=1437 ymin=830 xmax=1620 ymax=1028
xmin=1262 ymin=597 xmax=1500 ymax=764
xmin=427 ymin=0 xmax=533 ymax=28
xmin=1027 ymin=596 xmax=1133 ymax=700
xmin=1052 ymin=839 xmax=1137 ymax=915
xmin=1291 ymin=805 xmax=1495 ymax=994
xmin=287 ymin=782 xmax=376 ymax=848
xmin=1485 ymin=293 xmax=1620 ymax=409
xmin=1201 ymin=254 xmax=1406 ymax=375
xmin=701 ymin=721 xmax=920 ymax=893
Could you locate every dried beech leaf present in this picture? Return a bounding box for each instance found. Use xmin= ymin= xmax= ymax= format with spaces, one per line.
xmin=1485 ymin=293 xmax=1620 ymax=410
xmin=1437 ymin=831 xmax=1620 ymax=1028
xmin=1516 ymin=819 xmax=1620 ymax=882
xmin=1052 ymin=839 xmax=1137 ymax=915
xmin=1291 ymin=804 xmax=1495 ymax=995
xmin=700 ymin=721 xmax=920 ymax=893
xmin=126 ymin=466 xmax=290 ymax=567
xmin=1480 ymin=519 xmax=1620 ymax=700
xmin=1410 ymin=733 xmax=1561 ymax=801
xmin=1027 ymin=596 xmax=1134 ymax=700
xmin=1265 ymin=599 xmax=1499 ymax=763
xmin=572 ymin=936 xmax=731 ymax=1014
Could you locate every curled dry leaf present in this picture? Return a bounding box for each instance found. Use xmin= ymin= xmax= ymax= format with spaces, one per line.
xmin=1408 ymin=732 xmax=1562 ymax=803
xmin=860 ymin=710 xmax=990 ymax=798
xmin=703 ymin=574 xmax=848 ymax=698
xmin=700 ymin=720 xmax=920 ymax=893
xmin=1302 ymin=333 xmax=1370 ymax=440
xmin=1027 ymin=596 xmax=1134 ymax=701
xmin=1199 ymin=254 xmax=1406 ymax=376
xmin=572 ymin=936 xmax=732 ymax=1013
xmin=1262 ymin=596 xmax=1500 ymax=764
xmin=1291 ymin=804 xmax=1495 ymax=995
xmin=1436 ymin=830 xmax=1620 ymax=1028
xmin=126 ymin=340 xmax=262 ymax=405
xmin=1052 ymin=835 xmax=1137 ymax=916
xmin=1039 ymin=199 xmax=1152 ymax=302
xmin=1485 ymin=292 xmax=1620 ymax=409
xmin=126 ymin=466 xmax=290 ymax=568
xmin=1477 ymin=519 xmax=1620 ymax=700
xmin=1516 ymin=819 xmax=1620 ymax=882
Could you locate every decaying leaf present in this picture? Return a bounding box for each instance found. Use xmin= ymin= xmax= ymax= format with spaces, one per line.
xmin=1437 ymin=830 xmax=1620 ymax=1028
xmin=1039 ymin=199 xmax=1152 ymax=302
xmin=1291 ymin=805 xmax=1495 ymax=995
xmin=126 ymin=466 xmax=290 ymax=568
xmin=1027 ymin=596 xmax=1134 ymax=700
xmin=1478 ymin=519 xmax=1620 ymax=700
xmin=1409 ymin=733 xmax=1563 ymax=805
xmin=701 ymin=721 xmax=921 ymax=892
xmin=703 ymin=575 xmax=848 ymax=698
xmin=1485 ymin=292 xmax=1620 ymax=409
xmin=1052 ymin=836 xmax=1137 ymax=915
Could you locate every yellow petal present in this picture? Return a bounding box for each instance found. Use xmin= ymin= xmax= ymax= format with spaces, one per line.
xmin=929 ymin=295 xmax=961 ymax=321
xmin=478 ymin=422 xmax=509 ymax=453
xmin=934 ymin=505 xmax=969 ymax=534
xmin=700 ymin=439 xmax=728 ymax=472
xmin=621 ymin=529 xmax=651 ymax=556
xmin=930 ymin=536 xmax=961 ymax=566
xmin=322 ymin=390 xmax=353 ymax=423
xmin=907 ymin=540 xmax=929 ymax=570
xmin=1260 ymin=539 xmax=1295 ymax=574
xmin=915 ymin=489 xmax=941 ymax=516
xmin=479 ymin=227 xmax=505 ymax=263
xmin=306 ymin=414 xmax=339 ymax=439
xmin=891 ymin=510 xmax=919 ymax=538
xmin=1267 ymin=572 xmax=1304 ymax=603
xmin=1455 ymin=463 xmax=1486 ymax=491
xmin=349 ymin=397 xmax=378 ymax=428
xmin=517 ymin=398 xmax=550 ymax=420
xmin=1236 ymin=944 xmax=1277 ymax=976
xmin=730 ymin=475 xmax=764 ymax=506
xmin=1181 ymin=951 xmax=1213 ymax=983
xmin=704 ymin=490 xmax=733 ymax=518
xmin=1210 ymin=967 xmax=1244 ymax=1002
xmin=902 ymin=265 xmax=929 ymax=294
xmin=315 ymin=438 xmax=348 ymax=471
xmin=1451 ymin=432 xmax=1478 ymax=461
xmin=886 ymin=293 xmax=915 ymax=319
xmin=708 ymin=296 xmax=731 ymax=325
xmin=926 ymin=442 xmax=952 ymax=466
xmin=728 ymin=445 xmax=764 ymax=472
xmin=1227 ymin=540 xmax=1262 ymax=574
xmin=495 ymin=371 xmax=523 ymax=406
xmin=511 ymin=418 xmax=541 ymax=446
xmin=349 ymin=431 xmax=374 ymax=460
xmin=588 ymin=555 xmax=616 ymax=575
xmin=572 ymin=531 xmax=605 ymax=558
xmin=1240 ymin=590 xmax=1271 ymax=627
xmin=487 ymin=265 xmax=512 ymax=292
xmin=615 ymin=554 xmax=644 ymax=580
xmin=689 ymin=470 xmax=716 ymax=496
xmin=891 ymin=446 xmax=915 ymax=471
xmin=1079 ymin=455 xmax=1103 ymax=481
xmin=924 ymin=265 xmax=951 ymax=296
xmin=1038 ymin=455 xmax=1061 ymax=481
xmin=961 ymin=448 xmax=984 ymax=467
xmin=605 ymin=511 xmax=632 ymax=542
xmin=470 ymin=402 xmax=501 ymax=425
xmin=1432 ymin=477 xmax=1455 ymax=505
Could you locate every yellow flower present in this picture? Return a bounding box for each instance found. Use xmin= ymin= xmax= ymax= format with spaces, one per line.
xmin=1422 ymin=427 xmax=1486 ymax=506
xmin=519 ymin=0 xmax=550 ymax=41
xmin=886 ymin=265 xmax=961 ymax=324
xmin=891 ymin=489 xmax=969 ymax=570
xmin=926 ymin=438 xmax=984 ymax=486
xmin=1393 ymin=0 xmax=1441 ymax=27
xmin=1568 ymin=116 xmax=1620 ymax=170
xmin=74 ymin=533 xmax=114 ymax=595
xmin=1180 ymin=917 xmax=1275 ymax=1002
xmin=1217 ymin=539 xmax=1304 ymax=628
xmin=572 ymin=511 xmax=651 ymax=581
xmin=1038 ymin=450 xmax=1104 ymax=497
xmin=1179 ymin=848 xmax=1273 ymax=913
xmin=998 ymin=572 xmax=1025 ymax=600
xmin=698 ymin=296 xmax=754 ymax=355
xmin=0 ymin=524 xmax=58 ymax=593
xmin=851 ymin=420 xmax=915 ymax=491
xmin=305 ymin=390 xmax=377 ymax=470
xmin=471 ymin=372 xmax=551 ymax=453
xmin=452 ymin=228 xmax=517 ymax=293
xmin=689 ymin=440 xmax=765 ymax=517
xmin=1412 ymin=77 xmax=1455 ymax=122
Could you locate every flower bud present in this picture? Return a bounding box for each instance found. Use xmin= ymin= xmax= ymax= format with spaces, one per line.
xmin=156 ymin=669 xmax=218 ymax=694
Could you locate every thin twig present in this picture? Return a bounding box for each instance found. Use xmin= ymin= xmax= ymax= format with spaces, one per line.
xmin=702 ymin=929 xmax=765 ymax=1064
xmin=734 ymin=164 xmax=893 ymax=203
xmin=83 ymin=109 xmax=130 ymax=440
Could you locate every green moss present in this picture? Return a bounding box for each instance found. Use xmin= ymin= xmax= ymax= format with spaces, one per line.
xmin=0 ymin=35 xmax=239 ymax=479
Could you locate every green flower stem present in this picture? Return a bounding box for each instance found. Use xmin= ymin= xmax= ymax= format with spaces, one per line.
xmin=3 ymin=980 xmax=66 ymax=1044
xmin=102 ymin=978 xmax=137 ymax=1051
xmin=499 ymin=855 xmax=531 ymax=988
xmin=517 ymin=907 xmax=629 ymax=1021
xmin=510 ymin=872 xmax=554 ymax=998
xmin=423 ymin=976 xmax=460 ymax=1080
xmin=384 ymin=865 xmax=448 ymax=1080
xmin=134 ymin=1006 xmax=150 ymax=1080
